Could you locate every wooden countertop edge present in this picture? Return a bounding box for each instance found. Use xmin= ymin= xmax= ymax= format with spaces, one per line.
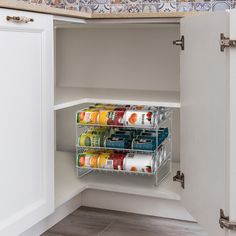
xmin=0 ymin=0 xmax=92 ymax=19
xmin=0 ymin=0 xmax=201 ymax=19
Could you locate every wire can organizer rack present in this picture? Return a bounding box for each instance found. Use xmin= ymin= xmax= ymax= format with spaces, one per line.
xmin=75 ymin=104 xmax=173 ymax=186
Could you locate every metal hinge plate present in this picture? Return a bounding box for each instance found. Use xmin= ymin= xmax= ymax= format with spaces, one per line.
xmin=219 ymin=209 xmax=236 ymax=230
xmin=173 ymin=170 xmax=185 ymax=189
xmin=220 ymin=33 xmax=236 ymax=52
xmin=173 ymin=35 xmax=184 ymax=50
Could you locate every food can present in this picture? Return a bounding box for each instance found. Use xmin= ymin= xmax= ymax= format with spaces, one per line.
xmin=107 ymin=110 xmax=125 ymax=126
xmin=106 ymin=153 xmax=126 ymax=170
xmin=97 ymin=110 xmax=114 ymax=125
xmin=132 ymin=138 xmax=156 ymax=151
xmin=111 ymin=130 xmax=134 ymax=141
xmin=77 ymin=152 xmax=99 ymax=168
xmin=97 ymin=152 xmax=111 ymax=168
xmin=104 ymin=137 xmax=129 ymax=149
xmin=77 ymin=109 xmax=99 ymax=124
xmin=89 ymin=154 xmax=99 ymax=168
xmin=124 ymin=110 xmax=156 ymax=127
xmin=123 ymin=153 xmax=154 ymax=173
xmin=78 ymin=133 xmax=104 ymax=147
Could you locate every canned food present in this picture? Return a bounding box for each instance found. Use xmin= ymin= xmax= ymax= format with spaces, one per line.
xmin=123 ymin=153 xmax=154 ymax=173
xmin=104 ymin=137 xmax=129 ymax=149
xmin=77 ymin=109 xmax=99 ymax=124
xmin=106 ymin=153 xmax=126 ymax=170
xmin=77 ymin=152 xmax=99 ymax=168
xmin=90 ymin=154 xmax=99 ymax=168
xmin=97 ymin=152 xmax=111 ymax=168
xmin=132 ymin=138 xmax=156 ymax=151
xmin=78 ymin=133 xmax=104 ymax=147
xmin=111 ymin=130 xmax=134 ymax=141
xmin=107 ymin=110 xmax=125 ymax=126
xmin=97 ymin=110 xmax=114 ymax=125
xmin=124 ymin=110 xmax=156 ymax=127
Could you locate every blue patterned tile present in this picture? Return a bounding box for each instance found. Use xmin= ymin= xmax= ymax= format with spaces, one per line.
xmin=142 ymin=4 xmax=159 ymax=12
xmin=92 ymin=0 xmax=110 ymax=4
xmin=92 ymin=3 xmax=111 ymax=12
xmin=79 ymin=3 xmax=93 ymax=11
xmin=158 ymin=2 xmax=176 ymax=12
xmin=176 ymin=1 xmax=193 ymax=11
xmin=193 ymin=2 xmax=211 ymax=11
xmin=127 ymin=3 xmax=142 ymax=12
xmin=37 ymin=0 xmax=53 ymax=4
xmin=143 ymin=0 xmax=159 ymax=4
xmin=110 ymin=3 xmax=127 ymax=12
xmin=126 ymin=0 xmax=142 ymax=4
xmin=212 ymin=1 xmax=230 ymax=11
xmin=64 ymin=0 xmax=78 ymax=5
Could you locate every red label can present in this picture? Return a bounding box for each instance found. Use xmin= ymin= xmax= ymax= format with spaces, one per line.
xmin=106 ymin=153 xmax=126 ymax=170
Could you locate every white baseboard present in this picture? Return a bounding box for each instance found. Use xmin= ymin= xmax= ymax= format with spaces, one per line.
xmin=81 ymin=189 xmax=195 ymax=222
xmin=20 ymin=194 xmax=82 ymax=236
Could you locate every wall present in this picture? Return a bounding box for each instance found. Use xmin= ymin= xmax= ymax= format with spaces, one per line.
xmin=17 ymin=0 xmax=235 ymax=14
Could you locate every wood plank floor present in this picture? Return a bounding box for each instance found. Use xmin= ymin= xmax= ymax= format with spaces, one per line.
xmin=42 ymin=207 xmax=207 ymax=236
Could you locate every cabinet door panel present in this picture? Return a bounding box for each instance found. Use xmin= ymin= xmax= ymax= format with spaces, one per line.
xmin=0 ymin=9 xmax=54 ymax=236
xmin=228 ymin=11 xmax=236 ymax=236
xmin=180 ymin=12 xmax=229 ymax=236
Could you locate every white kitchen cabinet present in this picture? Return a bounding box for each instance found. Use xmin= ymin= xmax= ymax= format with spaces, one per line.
xmin=1 ymin=7 xmax=236 ymax=236
xmin=0 ymin=9 xmax=54 ymax=236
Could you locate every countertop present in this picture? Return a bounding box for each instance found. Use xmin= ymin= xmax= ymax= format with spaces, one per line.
xmin=0 ymin=0 xmax=196 ymax=19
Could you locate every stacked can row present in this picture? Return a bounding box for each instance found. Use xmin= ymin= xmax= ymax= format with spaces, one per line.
xmin=77 ymin=104 xmax=169 ymax=128
xmin=77 ymin=146 xmax=168 ymax=173
xmin=78 ymin=126 xmax=169 ymax=151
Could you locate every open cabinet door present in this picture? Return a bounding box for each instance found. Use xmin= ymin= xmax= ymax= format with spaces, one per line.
xmin=180 ymin=11 xmax=236 ymax=236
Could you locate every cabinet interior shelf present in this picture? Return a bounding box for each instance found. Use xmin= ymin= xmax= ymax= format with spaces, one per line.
xmin=55 ymin=87 xmax=180 ymax=110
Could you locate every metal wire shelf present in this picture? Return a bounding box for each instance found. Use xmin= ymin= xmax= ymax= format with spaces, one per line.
xmin=76 ymin=135 xmax=171 ymax=154
xmin=76 ymin=152 xmax=171 ymax=178
xmin=76 ymin=110 xmax=172 ymax=130
xmin=75 ymin=104 xmax=173 ymax=186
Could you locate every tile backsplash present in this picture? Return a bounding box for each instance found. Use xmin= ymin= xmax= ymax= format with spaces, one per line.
xmin=17 ymin=0 xmax=233 ymax=13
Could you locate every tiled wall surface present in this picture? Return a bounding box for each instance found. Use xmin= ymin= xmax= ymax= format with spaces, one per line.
xmin=17 ymin=0 xmax=236 ymax=13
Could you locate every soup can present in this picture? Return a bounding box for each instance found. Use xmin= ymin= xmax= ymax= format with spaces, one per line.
xmin=97 ymin=152 xmax=111 ymax=168
xmin=77 ymin=109 xmax=99 ymax=124
xmin=115 ymin=130 xmax=135 ymax=139
xmin=78 ymin=133 xmax=103 ymax=147
xmin=132 ymin=138 xmax=156 ymax=151
xmin=124 ymin=110 xmax=156 ymax=127
xmin=77 ymin=152 xmax=99 ymax=168
xmin=104 ymin=137 xmax=129 ymax=149
xmin=107 ymin=110 xmax=125 ymax=126
xmin=89 ymin=154 xmax=99 ymax=168
xmin=106 ymin=153 xmax=126 ymax=170
xmin=123 ymin=153 xmax=154 ymax=173
xmin=97 ymin=110 xmax=114 ymax=125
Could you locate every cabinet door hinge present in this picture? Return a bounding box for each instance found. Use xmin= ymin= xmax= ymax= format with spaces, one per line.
xmin=220 ymin=33 xmax=236 ymax=52
xmin=173 ymin=35 xmax=184 ymax=50
xmin=173 ymin=170 xmax=185 ymax=189
xmin=219 ymin=209 xmax=236 ymax=230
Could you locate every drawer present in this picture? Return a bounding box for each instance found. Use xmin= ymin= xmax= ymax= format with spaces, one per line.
xmin=0 ymin=8 xmax=52 ymax=30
